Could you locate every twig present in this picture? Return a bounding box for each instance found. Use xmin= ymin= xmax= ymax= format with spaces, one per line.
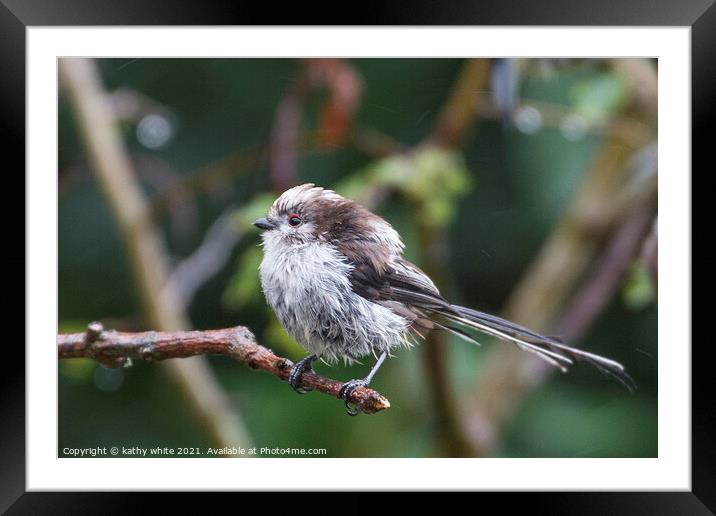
xmin=472 ymin=93 xmax=652 ymax=148
xmin=58 ymin=323 xmax=391 ymax=415
xmin=150 ymin=146 xmax=265 ymax=220
xmin=146 ymin=128 xmax=399 ymax=221
xmin=167 ymin=208 xmax=243 ymax=310
xmin=131 ymin=155 xmax=202 ymax=249
xmin=311 ymin=58 xmax=363 ymax=148
xmin=59 ymin=58 xmax=253 ymax=449
xmin=555 ymin=176 xmax=657 ymax=341
xmin=349 ymin=128 xmax=404 ymax=158
xmin=429 ymin=59 xmax=490 ymax=147
xmin=639 ymin=217 xmax=658 ymax=290
xmin=269 ymin=65 xmax=310 ymax=192
xmin=269 ymin=59 xmax=363 ymax=191
xmin=417 ymin=224 xmax=477 ymax=456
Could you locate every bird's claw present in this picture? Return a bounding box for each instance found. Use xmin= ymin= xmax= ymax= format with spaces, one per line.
xmin=338 ymin=379 xmax=367 ymax=416
xmin=288 ymin=355 xmax=316 ymax=394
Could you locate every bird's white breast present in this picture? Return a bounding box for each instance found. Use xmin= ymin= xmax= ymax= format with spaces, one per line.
xmin=258 ymin=235 xmax=410 ymax=362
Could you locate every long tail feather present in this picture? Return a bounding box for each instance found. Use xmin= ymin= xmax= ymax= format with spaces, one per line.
xmin=432 ymin=321 xmax=482 ymax=346
xmin=433 ymin=304 xmax=635 ymax=390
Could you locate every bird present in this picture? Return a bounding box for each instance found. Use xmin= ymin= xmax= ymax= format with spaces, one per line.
xmin=253 ymin=183 xmax=633 ymax=415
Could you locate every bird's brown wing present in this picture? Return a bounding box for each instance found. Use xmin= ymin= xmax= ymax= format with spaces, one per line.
xmin=349 ymin=256 xmax=551 ymax=337
xmin=349 ymin=257 xmax=451 ymax=313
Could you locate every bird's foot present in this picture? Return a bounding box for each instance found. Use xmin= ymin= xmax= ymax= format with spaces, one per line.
xmin=338 ymin=379 xmax=368 ymax=416
xmin=288 ymin=355 xmax=317 ymax=394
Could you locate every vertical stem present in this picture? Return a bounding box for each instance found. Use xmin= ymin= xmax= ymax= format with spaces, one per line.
xmin=414 ymin=58 xmax=491 ymax=456
xmin=430 ymin=59 xmax=491 ymax=147
xmin=418 ymin=223 xmax=476 ymax=457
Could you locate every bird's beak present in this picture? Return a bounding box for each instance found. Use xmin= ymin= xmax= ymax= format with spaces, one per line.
xmin=253 ymin=217 xmax=276 ymax=231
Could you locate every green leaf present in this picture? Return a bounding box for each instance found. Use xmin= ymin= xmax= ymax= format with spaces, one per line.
xmin=264 ymin=317 xmax=306 ymax=360
xmin=222 ymin=246 xmax=264 ymax=311
xmin=622 ymin=262 xmax=655 ymax=309
xmin=570 ymin=72 xmax=629 ymax=125
xmin=344 ymin=146 xmax=472 ymax=228
xmin=60 ymin=358 xmax=96 ymax=384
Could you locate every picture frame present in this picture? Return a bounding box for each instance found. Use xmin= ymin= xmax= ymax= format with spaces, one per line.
xmin=7 ymin=0 xmax=707 ymax=510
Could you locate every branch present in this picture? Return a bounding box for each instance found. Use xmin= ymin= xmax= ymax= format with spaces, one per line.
xmin=639 ymin=217 xmax=658 ymax=290
xmin=269 ymin=59 xmax=363 ymax=191
xmin=555 ymin=175 xmax=657 ymax=342
xmin=166 ymin=208 xmax=243 ymax=310
xmin=417 ymin=224 xmax=477 ymax=456
xmin=429 ymin=58 xmax=490 ymax=147
xmin=269 ymin=65 xmax=309 ymax=192
xmin=58 ymin=323 xmax=391 ymax=415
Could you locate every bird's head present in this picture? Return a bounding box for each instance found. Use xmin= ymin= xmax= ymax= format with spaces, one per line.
xmin=254 ymin=184 xmax=403 ymax=262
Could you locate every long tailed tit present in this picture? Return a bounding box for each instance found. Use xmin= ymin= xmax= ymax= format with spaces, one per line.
xmin=254 ymin=184 xmax=632 ymax=415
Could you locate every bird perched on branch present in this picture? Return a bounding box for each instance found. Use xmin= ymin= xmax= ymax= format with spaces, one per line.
xmin=254 ymin=184 xmax=632 ymax=415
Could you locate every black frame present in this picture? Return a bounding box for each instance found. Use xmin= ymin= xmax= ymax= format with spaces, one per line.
xmin=7 ymin=1 xmax=708 ymax=512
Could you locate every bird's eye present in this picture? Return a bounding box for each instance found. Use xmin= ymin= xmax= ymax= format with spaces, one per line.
xmin=288 ymin=214 xmax=302 ymax=227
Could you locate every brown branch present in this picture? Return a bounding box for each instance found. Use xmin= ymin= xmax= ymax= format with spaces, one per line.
xmin=639 ymin=217 xmax=658 ymax=290
xmin=472 ymin=93 xmax=652 ymax=149
xmin=167 ymin=208 xmax=244 ymax=310
xmin=269 ymin=59 xmax=363 ymax=191
xmin=555 ymin=176 xmax=657 ymax=342
xmin=349 ymin=128 xmax=405 ymax=158
xmin=58 ymin=323 xmax=391 ymax=415
xmin=269 ymin=66 xmax=310 ymax=192
xmin=417 ymin=224 xmax=477 ymax=456
xmin=150 ymin=147 xmax=265 ymax=221
xmin=311 ymin=58 xmax=363 ymax=149
xmin=428 ymin=58 xmax=490 ymax=147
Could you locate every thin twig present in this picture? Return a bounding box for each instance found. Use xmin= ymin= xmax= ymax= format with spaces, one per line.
xmin=429 ymin=59 xmax=491 ymax=147
xmin=150 ymin=147 xmax=266 ymax=220
xmin=58 ymin=323 xmax=391 ymax=415
xmin=145 ymin=127 xmax=401 ymax=221
xmin=639 ymin=217 xmax=658 ymax=290
xmin=417 ymin=224 xmax=477 ymax=456
xmin=269 ymin=59 xmax=363 ymax=191
xmin=269 ymin=65 xmax=310 ymax=192
xmin=167 ymin=208 xmax=243 ymax=310
xmin=555 ymin=176 xmax=657 ymax=341
xmin=472 ymin=93 xmax=652 ymax=149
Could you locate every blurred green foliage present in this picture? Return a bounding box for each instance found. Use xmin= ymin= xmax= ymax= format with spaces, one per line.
xmin=571 ymin=71 xmax=629 ymax=125
xmin=59 ymin=58 xmax=657 ymax=458
xmin=342 ymin=147 xmax=472 ymax=228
